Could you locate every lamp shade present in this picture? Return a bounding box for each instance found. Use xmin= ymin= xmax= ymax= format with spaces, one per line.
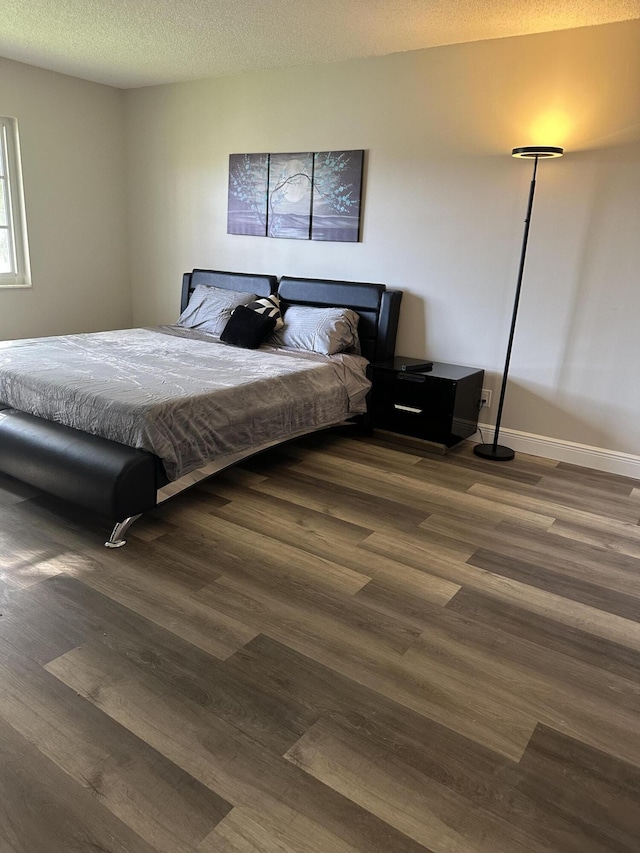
xmin=512 ymin=146 xmax=564 ymax=158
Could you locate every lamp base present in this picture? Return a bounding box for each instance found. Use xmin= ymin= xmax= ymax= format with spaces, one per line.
xmin=473 ymin=443 xmax=515 ymax=461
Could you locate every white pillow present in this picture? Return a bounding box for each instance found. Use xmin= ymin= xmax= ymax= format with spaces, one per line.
xmin=177 ymin=284 xmax=257 ymax=336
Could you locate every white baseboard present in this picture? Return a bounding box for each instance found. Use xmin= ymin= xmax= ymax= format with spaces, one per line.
xmin=470 ymin=427 xmax=640 ymax=480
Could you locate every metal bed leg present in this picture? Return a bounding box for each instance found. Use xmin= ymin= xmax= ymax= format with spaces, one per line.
xmin=104 ymin=514 xmax=142 ymax=548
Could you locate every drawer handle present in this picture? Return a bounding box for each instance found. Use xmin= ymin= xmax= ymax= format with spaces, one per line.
xmin=394 ymin=404 xmax=423 ymax=414
xmin=397 ymin=373 xmax=425 ymax=383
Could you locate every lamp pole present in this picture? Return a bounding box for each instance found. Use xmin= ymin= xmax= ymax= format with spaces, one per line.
xmin=474 ymin=145 xmax=563 ymax=462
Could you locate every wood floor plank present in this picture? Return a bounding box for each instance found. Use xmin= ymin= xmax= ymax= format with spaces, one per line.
xmin=37 ymin=574 xmax=316 ymax=753
xmin=240 ymin=465 xmax=435 ymax=535
xmin=285 ymin=432 xmax=430 ymax=473
xmin=1 ymin=432 xmax=640 ymax=851
xmin=198 ymin=806 xmax=364 ymax=853
xmin=549 ymin=517 xmax=640 ymax=559
xmin=401 ymin=605 xmax=640 ymax=769
xmin=0 ymin=583 xmax=86 ymax=664
xmin=0 ymin=639 xmax=231 ymax=852
xmin=419 ymin=439 xmax=559 ymax=479
xmin=45 ymin=641 xmax=433 ymax=853
xmin=0 ymin=708 xmax=161 ymax=853
xmin=80 ymin=554 xmax=259 ymax=659
xmin=197 ymin=581 xmax=537 ymax=761
xmin=532 ymin=469 xmax=640 ymax=519
xmin=363 ymin=433 xmax=556 ymax=484
xmin=468 ymin=481 xmax=640 ymax=538
xmin=159 ymin=499 xmax=372 ymax=596
xmin=98 ymin=530 xmax=227 ymax=592
xmin=454 ymin=452 xmax=640 ymax=520
xmin=226 ymin=633 xmax=514 ymax=779
xmin=446 ymin=588 xmax=640 ymax=684
xmin=352 ymin=573 xmax=459 ymax=628
xmin=251 ymin=635 xmax=636 ymax=852
xmin=515 ymin=724 xmax=640 ymax=852
xmin=414 ymin=451 xmax=545 ymax=492
xmin=204 ymin=482 xmax=460 ymax=607
xmin=0 ymin=520 xmax=80 ymax=589
xmin=418 ymin=511 xmax=516 ymax=551
xmin=285 ymin=718 xmax=549 ymax=853
xmin=422 ymin=515 xmax=640 ymax=598
xmin=363 ymin=529 xmax=640 ymax=653
xmin=467 ymin=547 xmax=640 ymax=622
xmin=289 ymin=453 xmax=556 ymax=529
xmin=201 ymin=471 xmax=375 ymax=545
xmin=197 ymin=568 xmax=423 ymax=660
xmin=552 ymin=459 xmax=640 ymax=491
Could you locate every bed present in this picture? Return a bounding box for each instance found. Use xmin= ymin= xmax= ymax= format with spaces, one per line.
xmin=0 ymin=270 xmax=401 ymax=546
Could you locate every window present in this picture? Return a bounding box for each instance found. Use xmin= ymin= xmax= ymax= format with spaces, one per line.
xmin=0 ymin=117 xmax=31 ymax=288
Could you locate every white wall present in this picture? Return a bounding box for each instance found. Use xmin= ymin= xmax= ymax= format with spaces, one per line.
xmin=0 ymin=58 xmax=131 ymax=338
xmin=122 ymin=20 xmax=637 ymax=459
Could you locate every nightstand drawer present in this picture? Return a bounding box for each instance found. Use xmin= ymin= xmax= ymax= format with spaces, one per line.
xmin=372 ymin=373 xmax=454 ymax=443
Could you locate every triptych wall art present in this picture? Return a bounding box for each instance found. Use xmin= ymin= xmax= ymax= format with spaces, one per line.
xmin=227 ymin=149 xmax=364 ymax=242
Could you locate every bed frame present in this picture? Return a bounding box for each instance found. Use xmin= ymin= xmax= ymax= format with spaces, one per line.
xmin=0 ymin=270 xmax=401 ymax=546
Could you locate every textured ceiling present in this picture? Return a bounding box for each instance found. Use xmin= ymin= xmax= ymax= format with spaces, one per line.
xmin=1 ymin=0 xmax=640 ymax=89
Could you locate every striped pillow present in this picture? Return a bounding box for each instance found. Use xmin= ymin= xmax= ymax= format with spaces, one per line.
xmin=177 ymin=284 xmax=257 ymax=336
xmin=271 ymin=306 xmax=361 ymax=355
xmin=245 ymin=294 xmax=284 ymax=330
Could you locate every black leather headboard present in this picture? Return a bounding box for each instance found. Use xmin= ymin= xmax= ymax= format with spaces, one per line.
xmin=278 ymin=276 xmax=402 ymax=364
xmin=180 ymin=269 xmax=402 ymax=364
xmin=181 ymin=269 xmax=278 ymax=313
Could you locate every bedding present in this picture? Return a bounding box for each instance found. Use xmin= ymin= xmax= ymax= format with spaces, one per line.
xmin=0 ymin=325 xmax=370 ymax=481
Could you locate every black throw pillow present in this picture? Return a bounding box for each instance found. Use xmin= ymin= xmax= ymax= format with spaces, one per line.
xmin=220 ymin=305 xmax=277 ymax=349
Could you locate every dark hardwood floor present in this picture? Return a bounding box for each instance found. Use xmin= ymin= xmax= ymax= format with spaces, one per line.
xmin=1 ymin=431 xmax=639 ymax=852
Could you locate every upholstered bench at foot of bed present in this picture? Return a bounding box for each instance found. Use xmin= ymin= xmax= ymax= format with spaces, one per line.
xmin=0 ymin=409 xmax=165 ymax=522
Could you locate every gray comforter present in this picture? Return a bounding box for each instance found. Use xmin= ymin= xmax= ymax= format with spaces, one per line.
xmin=0 ymin=326 xmax=370 ymax=480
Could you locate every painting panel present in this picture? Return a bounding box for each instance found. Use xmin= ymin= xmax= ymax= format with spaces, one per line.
xmin=311 ymin=150 xmax=364 ymax=242
xmin=267 ymin=152 xmax=313 ymax=239
xmin=227 ymin=153 xmax=269 ymax=236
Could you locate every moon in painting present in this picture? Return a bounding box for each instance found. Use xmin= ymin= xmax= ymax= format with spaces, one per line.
xmin=280 ymin=158 xmax=308 ymax=202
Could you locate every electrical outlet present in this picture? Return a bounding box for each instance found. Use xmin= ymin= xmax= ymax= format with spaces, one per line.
xmin=481 ymin=389 xmax=492 ymax=409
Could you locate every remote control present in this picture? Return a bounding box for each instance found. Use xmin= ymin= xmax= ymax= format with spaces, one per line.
xmin=400 ymin=361 xmax=433 ymax=372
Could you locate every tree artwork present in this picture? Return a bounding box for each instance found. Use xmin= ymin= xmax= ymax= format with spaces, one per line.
xmin=227 ymin=150 xmax=364 ymax=242
xmin=267 ymin=153 xmax=313 ymax=239
xmin=311 ymin=150 xmax=364 ymax=242
xmin=227 ymin=153 xmax=269 ymax=236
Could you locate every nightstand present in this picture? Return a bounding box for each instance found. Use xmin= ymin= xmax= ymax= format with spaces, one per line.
xmin=368 ymin=357 xmax=484 ymax=450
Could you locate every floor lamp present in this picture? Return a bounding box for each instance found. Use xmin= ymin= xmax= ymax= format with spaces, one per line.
xmin=474 ymin=144 xmax=564 ymax=461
